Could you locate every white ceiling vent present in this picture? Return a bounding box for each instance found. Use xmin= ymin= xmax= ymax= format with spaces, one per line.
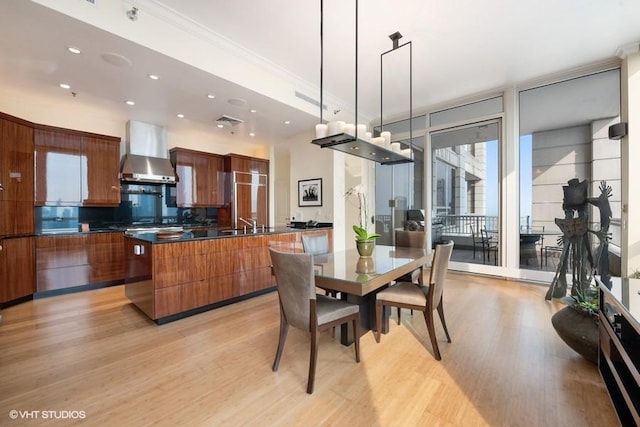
xmin=215 ymin=115 xmax=244 ymax=126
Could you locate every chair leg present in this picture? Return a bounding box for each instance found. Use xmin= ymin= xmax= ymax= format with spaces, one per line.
xmin=272 ymin=313 xmax=289 ymax=371
xmin=397 ymin=307 xmax=402 ymax=325
xmin=353 ymin=315 xmax=361 ymax=363
xmin=307 ymin=327 xmax=319 ymax=394
xmin=436 ymin=299 xmax=451 ymax=343
xmin=423 ymin=309 xmax=441 ymax=360
xmin=375 ymin=300 xmax=383 ymax=343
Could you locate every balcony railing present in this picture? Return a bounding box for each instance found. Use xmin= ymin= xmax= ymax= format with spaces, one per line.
xmin=434 ymin=214 xmax=501 ymax=235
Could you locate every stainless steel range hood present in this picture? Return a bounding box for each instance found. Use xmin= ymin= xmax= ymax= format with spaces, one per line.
xmin=120 ymin=121 xmax=177 ymax=184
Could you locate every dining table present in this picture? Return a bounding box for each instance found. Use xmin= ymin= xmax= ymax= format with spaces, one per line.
xmin=309 ymin=244 xmax=432 ymax=345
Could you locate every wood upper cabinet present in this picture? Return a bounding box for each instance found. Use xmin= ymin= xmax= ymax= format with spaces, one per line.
xmin=83 ymin=135 xmax=120 ymax=206
xmin=0 ymin=114 xmax=34 ymax=236
xmin=170 ymin=148 xmax=225 ymax=207
xmin=35 ymin=127 xmax=120 ymax=207
xmin=0 ymin=236 xmax=35 ymax=303
xmin=224 ymin=153 xmax=269 ymax=175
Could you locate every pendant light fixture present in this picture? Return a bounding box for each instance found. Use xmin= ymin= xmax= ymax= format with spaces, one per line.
xmin=311 ymin=0 xmax=414 ymax=165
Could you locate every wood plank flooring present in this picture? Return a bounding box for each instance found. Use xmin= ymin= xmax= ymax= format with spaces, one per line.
xmin=0 ymin=273 xmax=617 ymax=426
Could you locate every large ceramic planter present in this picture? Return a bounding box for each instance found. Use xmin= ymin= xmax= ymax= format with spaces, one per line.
xmin=551 ymin=305 xmax=599 ymax=364
xmin=356 ymin=240 xmax=375 ymax=257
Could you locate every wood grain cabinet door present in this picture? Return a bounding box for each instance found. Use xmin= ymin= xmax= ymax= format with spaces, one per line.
xmin=206 ymin=154 xmax=225 ymax=206
xmin=171 ymin=148 xmax=225 ymax=207
xmin=0 ymin=117 xmax=34 ymax=235
xmin=172 ymin=150 xmax=196 ymax=207
xmin=82 ymin=135 xmax=120 ymax=206
xmin=0 ymin=236 xmax=35 ymax=303
xmin=0 ymin=118 xmax=34 ymax=202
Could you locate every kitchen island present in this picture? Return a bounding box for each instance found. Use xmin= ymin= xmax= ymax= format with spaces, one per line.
xmin=124 ymin=227 xmax=331 ymax=323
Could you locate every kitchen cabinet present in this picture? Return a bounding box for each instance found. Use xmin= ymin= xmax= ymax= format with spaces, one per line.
xmin=170 ymin=148 xmax=225 ymax=207
xmin=124 ymin=229 xmax=322 ymax=321
xmin=224 ymin=153 xmax=269 ymax=175
xmin=35 ymin=126 xmax=120 ymax=207
xmin=598 ymin=278 xmax=640 ymax=426
xmin=0 ymin=113 xmax=34 ymax=236
xmin=83 ymin=135 xmax=121 ymax=205
xmin=36 ymin=232 xmax=125 ymax=293
xmin=224 ymin=154 xmax=269 ymax=228
xmin=233 ymin=171 xmax=268 ymax=228
xmin=0 ymin=236 xmax=35 ymax=304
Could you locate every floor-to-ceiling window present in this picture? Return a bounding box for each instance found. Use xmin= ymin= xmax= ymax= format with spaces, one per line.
xmin=518 ymin=68 xmax=622 ymax=276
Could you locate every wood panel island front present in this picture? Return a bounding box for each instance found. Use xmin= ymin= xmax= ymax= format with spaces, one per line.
xmin=124 ymin=228 xmax=332 ymax=323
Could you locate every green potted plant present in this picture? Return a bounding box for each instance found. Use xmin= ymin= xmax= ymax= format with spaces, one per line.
xmin=345 ymin=184 xmax=380 ymax=256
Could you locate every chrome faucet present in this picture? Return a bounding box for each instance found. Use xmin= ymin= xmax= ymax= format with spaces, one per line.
xmin=239 ymin=217 xmax=257 ymax=233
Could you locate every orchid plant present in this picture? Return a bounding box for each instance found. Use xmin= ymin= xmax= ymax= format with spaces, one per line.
xmin=345 ymin=184 xmax=380 ymax=242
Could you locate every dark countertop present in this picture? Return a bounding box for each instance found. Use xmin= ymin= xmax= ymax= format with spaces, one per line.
xmin=37 ymin=222 xmax=333 ymax=238
xmin=126 ymin=226 xmax=332 ymax=244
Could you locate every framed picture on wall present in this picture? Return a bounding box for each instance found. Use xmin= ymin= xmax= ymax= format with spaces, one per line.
xmin=298 ymin=178 xmax=322 ymax=207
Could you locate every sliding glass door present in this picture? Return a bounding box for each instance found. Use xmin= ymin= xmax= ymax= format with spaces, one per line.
xmin=430 ymin=119 xmax=501 ymax=266
xmin=374 ymin=138 xmax=424 ymax=246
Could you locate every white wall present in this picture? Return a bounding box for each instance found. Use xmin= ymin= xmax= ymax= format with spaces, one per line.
xmin=621 ymin=47 xmax=640 ymax=276
xmin=288 ymin=130 xmax=335 ymax=224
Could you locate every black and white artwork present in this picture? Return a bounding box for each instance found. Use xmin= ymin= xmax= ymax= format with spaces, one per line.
xmin=298 ymin=178 xmax=322 ymax=206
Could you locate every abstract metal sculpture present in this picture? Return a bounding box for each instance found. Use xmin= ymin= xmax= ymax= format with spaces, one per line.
xmin=545 ymin=179 xmax=612 ymax=300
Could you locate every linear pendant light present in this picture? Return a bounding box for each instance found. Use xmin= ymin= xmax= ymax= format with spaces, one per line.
xmin=310 ymin=0 xmax=414 ymax=165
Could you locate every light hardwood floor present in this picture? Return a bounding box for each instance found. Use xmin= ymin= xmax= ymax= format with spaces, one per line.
xmin=0 ymin=273 xmax=617 ymax=426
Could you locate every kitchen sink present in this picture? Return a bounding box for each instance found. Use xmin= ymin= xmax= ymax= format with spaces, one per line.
xmin=218 ymin=227 xmax=276 ymax=235
xmin=218 ymin=228 xmax=245 ymax=235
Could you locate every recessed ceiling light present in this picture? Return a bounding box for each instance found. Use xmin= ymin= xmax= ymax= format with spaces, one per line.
xmin=207 ymin=94 xmax=216 ymax=99
xmin=125 ymin=100 xmax=135 ymax=106
xmin=284 ymin=120 xmax=291 ymax=125
xmin=59 ymin=83 xmax=71 ymax=89
xmin=250 ymin=109 xmax=257 ymax=113
xmin=148 ymin=74 xmax=159 ymax=80
xmin=217 ymin=124 xmax=224 ymax=128
xmin=249 ymin=132 xmax=256 ymax=137
xmin=177 ymin=113 xmax=185 ymax=118
xmin=67 ymin=46 xmax=81 ymax=54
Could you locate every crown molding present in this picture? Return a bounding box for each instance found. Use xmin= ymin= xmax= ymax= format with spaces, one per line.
xmin=616 ymin=41 xmax=640 ymax=59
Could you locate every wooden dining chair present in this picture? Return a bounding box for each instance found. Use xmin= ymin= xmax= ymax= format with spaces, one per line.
xmin=269 ymin=248 xmax=360 ymax=394
xmin=374 ymin=240 xmax=454 ymax=360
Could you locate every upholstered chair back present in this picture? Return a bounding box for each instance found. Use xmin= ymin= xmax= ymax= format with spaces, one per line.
xmin=429 ymin=240 xmax=454 ymax=305
xmin=301 ymin=233 xmax=330 ymax=255
xmin=269 ymin=248 xmax=316 ymax=331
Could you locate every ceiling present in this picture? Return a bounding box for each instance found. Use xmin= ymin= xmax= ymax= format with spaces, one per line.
xmin=1 ymin=0 xmax=640 ymax=150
